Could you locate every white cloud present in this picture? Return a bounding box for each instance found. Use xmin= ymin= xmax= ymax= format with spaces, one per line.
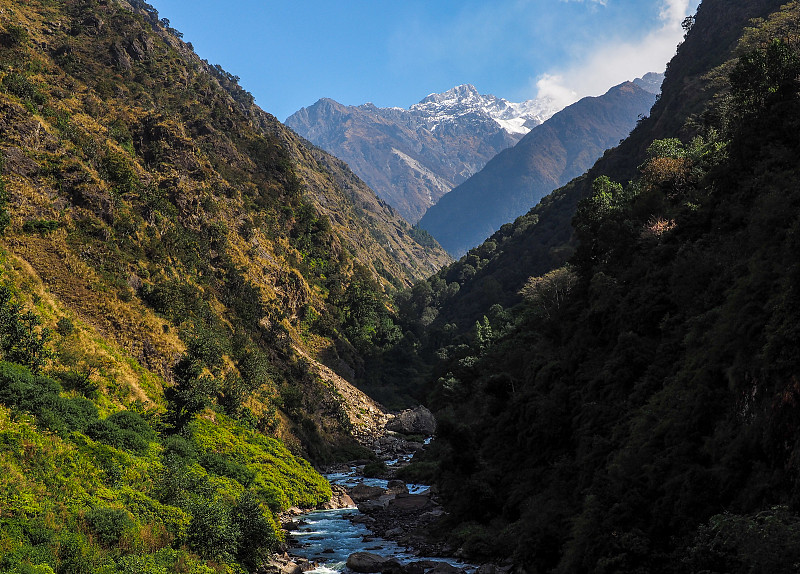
xmin=534 ymin=0 xmax=697 ymax=109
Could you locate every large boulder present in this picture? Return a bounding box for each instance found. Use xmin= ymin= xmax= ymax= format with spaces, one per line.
xmin=346 ymin=552 xmax=392 ymax=573
xmin=386 ymin=406 xmax=436 ymax=436
xmin=386 ymin=480 xmax=409 ymax=495
xmin=349 ymin=483 xmax=386 ymax=502
xmin=318 ymin=484 xmax=355 ymax=509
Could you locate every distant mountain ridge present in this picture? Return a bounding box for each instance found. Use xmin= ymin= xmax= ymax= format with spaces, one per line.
xmin=418 ymin=78 xmax=661 ymax=256
xmin=285 ymin=85 xmax=564 ymax=222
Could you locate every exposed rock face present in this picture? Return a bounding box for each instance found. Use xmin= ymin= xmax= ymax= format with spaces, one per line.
xmin=285 ymin=86 xmax=561 ymax=223
xmin=386 ymin=406 xmax=436 ymax=436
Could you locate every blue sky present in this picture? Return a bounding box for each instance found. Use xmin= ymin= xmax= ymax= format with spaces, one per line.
xmin=152 ymin=0 xmax=701 ymax=121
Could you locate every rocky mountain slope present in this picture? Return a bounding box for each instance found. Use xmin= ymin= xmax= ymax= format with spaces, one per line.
xmin=285 ymin=85 xmax=562 ymax=222
xmin=419 ymin=80 xmax=660 ymax=256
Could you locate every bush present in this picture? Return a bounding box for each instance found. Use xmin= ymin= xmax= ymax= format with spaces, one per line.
xmin=85 ymin=507 xmax=136 ymax=547
xmin=0 ymin=362 xmax=99 ymax=434
xmin=200 ymin=452 xmax=255 ymax=486
xmin=86 ymin=410 xmax=155 ymax=454
xmin=1 ymin=72 xmax=47 ymax=107
xmin=53 ymin=369 xmax=98 ymax=399
xmin=55 ymin=318 xmax=75 ymax=336
xmin=232 ymin=490 xmax=279 ymax=570
xmin=0 ymin=287 xmax=53 ymax=373
xmin=186 ymin=498 xmax=238 ymax=562
xmin=362 ymin=460 xmax=387 ymax=478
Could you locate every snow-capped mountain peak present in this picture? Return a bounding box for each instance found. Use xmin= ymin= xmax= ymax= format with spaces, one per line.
xmin=410 ymin=84 xmax=562 ymax=136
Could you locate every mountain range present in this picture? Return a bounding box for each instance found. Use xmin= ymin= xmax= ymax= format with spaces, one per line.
xmin=419 ymin=78 xmax=661 ymax=256
xmin=285 ymin=84 xmax=563 ymax=222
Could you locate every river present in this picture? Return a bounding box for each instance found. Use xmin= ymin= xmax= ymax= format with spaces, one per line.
xmin=289 ymin=464 xmax=475 ymax=574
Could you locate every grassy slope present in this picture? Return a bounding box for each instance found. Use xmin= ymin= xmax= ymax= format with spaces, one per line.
xmin=0 ymin=0 xmax=450 ymax=571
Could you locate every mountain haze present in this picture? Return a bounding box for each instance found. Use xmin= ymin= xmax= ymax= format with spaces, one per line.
xmin=419 ymin=79 xmax=660 ymax=256
xmin=286 ymin=85 xmax=561 ymax=222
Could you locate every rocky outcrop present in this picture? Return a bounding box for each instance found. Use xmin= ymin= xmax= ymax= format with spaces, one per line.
xmin=386 ymin=406 xmax=436 ymax=436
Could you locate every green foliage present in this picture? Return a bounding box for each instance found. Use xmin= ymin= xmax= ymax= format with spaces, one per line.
xmin=1 ymin=71 xmax=47 ymax=108
xmin=1 ymin=24 xmax=29 ymax=47
xmin=0 ymin=287 xmax=52 ymax=373
xmin=729 ymin=39 xmax=800 ymax=120
xmin=231 ymin=490 xmax=279 ymax=570
xmin=85 ymin=507 xmax=136 ymax=547
xmin=55 ymin=318 xmax=74 ymax=336
xmin=409 ymin=224 xmax=440 ymax=249
xmin=0 ymin=362 xmax=99 ymax=435
xmin=362 ymin=460 xmax=387 ymax=478
xmin=683 ymin=507 xmax=800 ymax=573
xmin=86 ymin=411 xmax=156 ymax=454
xmin=102 ymin=152 xmax=139 ymax=194
xmin=22 ymin=220 xmax=62 ymax=234
xmin=422 ymin=32 xmax=800 ymax=571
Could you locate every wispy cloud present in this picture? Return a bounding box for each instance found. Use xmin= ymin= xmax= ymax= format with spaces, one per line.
xmin=535 ymin=0 xmax=697 ymax=108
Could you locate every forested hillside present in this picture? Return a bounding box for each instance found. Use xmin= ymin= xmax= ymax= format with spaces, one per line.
xmin=396 ymin=0 xmax=800 ymax=571
xmin=0 ymin=0 xmax=448 ymax=571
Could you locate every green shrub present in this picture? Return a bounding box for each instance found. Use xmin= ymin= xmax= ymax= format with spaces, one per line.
xmin=200 ymin=452 xmax=255 ymax=486
xmin=22 ymin=220 xmax=61 ymax=234
xmin=0 ymin=362 xmax=99 ymax=434
xmin=232 ymin=490 xmax=279 ymax=570
xmin=1 ymin=24 xmax=29 ymax=47
xmin=53 ymin=369 xmax=98 ymax=399
xmin=395 ymin=461 xmax=438 ymax=483
xmin=55 ymin=531 xmax=96 ymax=574
xmin=362 ymin=460 xmax=387 ymax=478
xmin=55 ymin=318 xmax=75 ymax=336
xmin=86 ymin=411 xmax=155 ymax=454
xmin=1 ymin=72 xmax=47 ymax=108
xmin=186 ymin=497 xmax=238 ymax=562
xmin=85 ymin=507 xmax=136 ymax=547
xmin=161 ymin=434 xmax=196 ymax=461
xmin=0 ymin=287 xmax=53 ymax=372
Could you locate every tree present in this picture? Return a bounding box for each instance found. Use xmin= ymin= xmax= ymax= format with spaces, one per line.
xmin=0 ymin=286 xmax=52 ymax=373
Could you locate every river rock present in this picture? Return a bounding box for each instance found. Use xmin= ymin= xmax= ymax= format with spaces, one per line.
xmin=350 ymin=483 xmax=386 ymax=502
xmin=318 ymin=484 xmax=355 ymax=509
xmin=386 ymin=406 xmax=436 ymax=436
xmin=381 ymin=559 xmax=406 ymax=574
xmin=428 ymin=563 xmax=465 ymax=574
xmin=358 ymin=496 xmax=392 ymax=513
xmin=346 ymin=552 xmax=392 ymax=573
xmin=280 ymin=561 xmax=303 ymax=574
xmin=386 ymin=480 xmax=409 ymax=495
xmin=387 ymin=493 xmax=431 ymax=513
xmin=406 ymin=561 xmax=439 ymax=574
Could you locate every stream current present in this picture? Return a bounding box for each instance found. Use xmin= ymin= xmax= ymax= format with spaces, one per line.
xmin=290 ymin=463 xmax=474 ymax=574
